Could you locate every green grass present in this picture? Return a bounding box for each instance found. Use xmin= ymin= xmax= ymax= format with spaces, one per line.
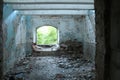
xmin=37 ymin=26 xmax=58 ymax=45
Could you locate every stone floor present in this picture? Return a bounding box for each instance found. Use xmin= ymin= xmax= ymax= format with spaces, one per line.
xmin=4 ymin=54 xmax=95 ymax=80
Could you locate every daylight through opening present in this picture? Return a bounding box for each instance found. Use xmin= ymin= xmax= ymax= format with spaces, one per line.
xmin=37 ymin=26 xmax=58 ymax=45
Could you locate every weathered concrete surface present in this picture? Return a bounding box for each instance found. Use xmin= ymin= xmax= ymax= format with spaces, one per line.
xmin=3 ymin=5 xmax=27 ymax=74
xmin=0 ymin=0 xmax=3 ymax=79
xmin=4 ymin=0 xmax=94 ymax=4
xmin=3 ymin=4 xmax=13 ymax=20
xmin=84 ymin=15 xmax=95 ymax=44
xmin=110 ymin=0 xmax=120 ymax=80
xmin=95 ymin=0 xmax=120 ymax=80
xmin=95 ymin=0 xmax=110 ymax=80
xmin=12 ymin=4 xmax=94 ymax=10
xmin=32 ymin=15 xmax=84 ymax=43
xmin=83 ymin=42 xmax=96 ymax=61
xmin=25 ymin=15 xmax=96 ymax=61
xmin=25 ymin=16 xmax=33 ymax=56
xmin=1 ymin=0 xmax=120 ymax=80
xmin=83 ymin=14 xmax=96 ymax=61
xmin=95 ymin=0 xmax=106 ymax=80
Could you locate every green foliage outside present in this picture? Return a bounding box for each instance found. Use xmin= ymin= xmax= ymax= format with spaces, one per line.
xmin=37 ymin=26 xmax=58 ymax=45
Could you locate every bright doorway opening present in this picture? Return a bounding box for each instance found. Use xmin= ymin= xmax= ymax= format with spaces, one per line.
xmin=37 ymin=26 xmax=58 ymax=45
xmin=33 ymin=26 xmax=59 ymax=51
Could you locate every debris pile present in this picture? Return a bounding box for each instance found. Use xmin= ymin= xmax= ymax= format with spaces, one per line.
xmin=3 ymin=56 xmax=95 ymax=80
xmin=59 ymin=40 xmax=83 ymax=54
xmin=3 ymin=57 xmax=32 ymax=80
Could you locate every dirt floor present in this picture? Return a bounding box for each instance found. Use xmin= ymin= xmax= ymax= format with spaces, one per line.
xmin=4 ymin=54 xmax=95 ymax=80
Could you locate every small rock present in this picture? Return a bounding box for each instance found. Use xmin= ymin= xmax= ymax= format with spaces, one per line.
xmin=58 ymin=63 xmax=65 ymax=68
xmin=55 ymin=74 xmax=65 ymax=78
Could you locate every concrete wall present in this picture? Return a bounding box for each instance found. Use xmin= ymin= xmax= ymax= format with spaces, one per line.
xmin=0 ymin=0 xmax=3 ymax=79
xmin=0 ymin=0 xmax=120 ymax=80
xmin=95 ymin=0 xmax=120 ymax=80
xmin=95 ymin=0 xmax=107 ymax=80
xmin=2 ymin=4 xmax=27 ymax=74
xmin=32 ymin=15 xmax=84 ymax=43
xmin=83 ymin=12 xmax=96 ymax=61
xmin=26 ymin=16 xmax=33 ymax=56
xmin=26 ymin=15 xmax=96 ymax=59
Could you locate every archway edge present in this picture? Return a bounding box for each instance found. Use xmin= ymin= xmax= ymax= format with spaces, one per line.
xmin=36 ymin=25 xmax=58 ymax=30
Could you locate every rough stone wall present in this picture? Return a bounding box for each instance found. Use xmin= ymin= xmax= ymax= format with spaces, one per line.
xmin=110 ymin=0 xmax=120 ymax=80
xmin=3 ymin=5 xmax=27 ymax=74
xmin=0 ymin=0 xmax=3 ymax=79
xmin=32 ymin=15 xmax=84 ymax=43
xmin=83 ymin=14 xmax=96 ymax=61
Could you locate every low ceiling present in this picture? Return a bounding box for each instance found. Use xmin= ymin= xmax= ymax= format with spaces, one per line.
xmin=4 ymin=0 xmax=94 ymax=15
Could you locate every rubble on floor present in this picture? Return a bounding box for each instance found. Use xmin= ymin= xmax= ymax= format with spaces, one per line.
xmin=59 ymin=40 xmax=83 ymax=54
xmin=3 ymin=40 xmax=95 ymax=80
xmin=3 ymin=54 xmax=95 ymax=80
xmin=33 ymin=40 xmax=83 ymax=56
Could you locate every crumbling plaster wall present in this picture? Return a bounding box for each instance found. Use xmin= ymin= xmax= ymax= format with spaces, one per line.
xmin=32 ymin=15 xmax=85 ymax=44
xmin=2 ymin=4 xmax=27 ymax=74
